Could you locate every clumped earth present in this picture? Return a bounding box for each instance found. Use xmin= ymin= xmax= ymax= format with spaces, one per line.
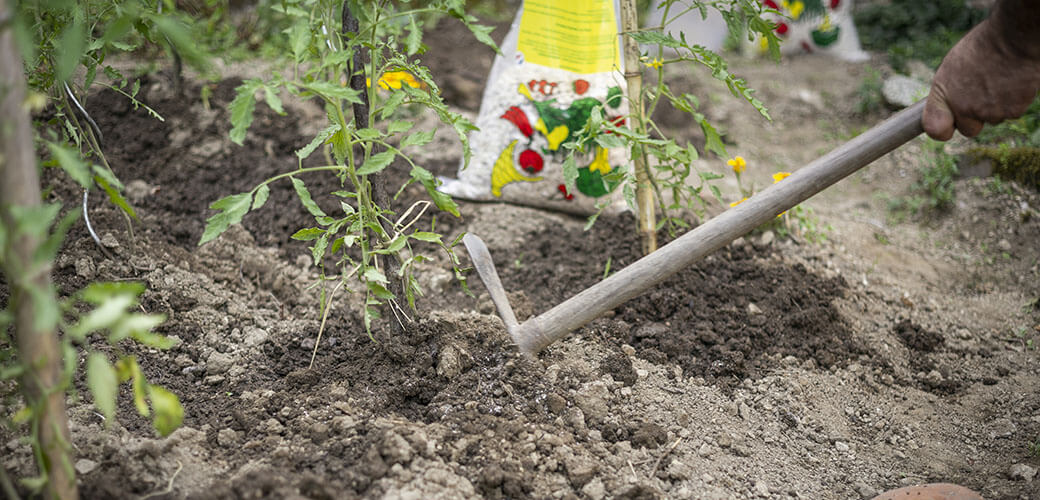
xmin=4 ymin=17 xmax=1040 ymax=500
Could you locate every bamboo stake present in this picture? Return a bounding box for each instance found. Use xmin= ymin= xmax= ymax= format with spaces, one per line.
xmin=620 ymin=0 xmax=657 ymax=254
xmin=0 ymin=0 xmax=79 ymax=497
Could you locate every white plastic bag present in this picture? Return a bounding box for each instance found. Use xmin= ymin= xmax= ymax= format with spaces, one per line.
xmin=439 ymin=0 xmax=629 ymax=215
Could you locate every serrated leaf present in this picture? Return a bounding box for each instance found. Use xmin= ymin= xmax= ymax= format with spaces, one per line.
xmin=311 ymin=232 xmax=330 ymax=265
xmin=462 ymin=20 xmax=499 ymax=54
xmin=303 ymin=81 xmax=363 ymax=104
xmin=409 ymin=166 xmax=459 ymax=217
xmin=357 ymin=151 xmax=395 ymax=175
xmin=363 ymin=267 xmax=388 ymax=284
xmin=252 ymin=185 xmax=270 ymax=210
xmin=400 ymin=130 xmax=434 ymax=148
xmin=291 ymin=227 xmax=325 ymax=241
xmin=147 ymin=385 xmax=183 ymax=437
xmin=405 ymin=15 xmax=423 ymax=55
xmin=48 ymin=143 xmax=91 ymax=188
xmin=229 ymin=79 xmax=262 ymax=145
xmin=86 ymin=354 xmax=118 ymax=424
xmin=410 ymin=231 xmax=442 ymax=244
xmin=628 ymin=29 xmax=682 ymax=47
xmin=562 ymin=155 xmax=578 ymax=193
xmin=355 ymin=128 xmax=381 ymax=140
xmin=380 ymin=91 xmax=407 ymax=119
xmin=290 ymin=177 xmax=327 ymax=218
xmin=263 ymin=86 xmax=285 ymax=115
xmin=296 ymin=123 xmax=341 ymax=160
xmin=367 ymin=281 xmax=394 ymax=300
xmin=388 ymin=121 xmax=414 ymax=134
xmin=289 ymin=20 xmax=310 ymax=62
xmin=199 ymin=192 xmax=252 ymax=245
xmin=94 ymin=167 xmax=137 ymax=219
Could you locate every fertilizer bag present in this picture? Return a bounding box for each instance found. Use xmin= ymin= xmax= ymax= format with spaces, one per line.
xmin=439 ymin=0 xmax=630 ymax=215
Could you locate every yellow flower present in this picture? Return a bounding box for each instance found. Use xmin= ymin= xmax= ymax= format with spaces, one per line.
xmin=729 ymin=197 xmax=748 ymax=208
xmin=366 ymin=71 xmax=422 ymax=90
xmin=728 ymin=156 xmax=747 ymax=174
xmin=772 ymin=171 xmax=792 ymax=183
xmin=782 ymin=0 xmax=805 ymax=20
xmin=644 ymin=58 xmax=663 ymax=69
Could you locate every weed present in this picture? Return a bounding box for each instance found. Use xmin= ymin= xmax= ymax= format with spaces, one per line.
xmin=888 ymin=140 xmax=958 ymax=217
xmin=855 ymin=69 xmax=885 ymax=116
xmin=1029 ymin=437 xmax=1040 ymax=457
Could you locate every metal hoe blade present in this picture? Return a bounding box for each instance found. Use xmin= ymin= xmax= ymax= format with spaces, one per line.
xmin=463 ymin=233 xmax=519 ymax=336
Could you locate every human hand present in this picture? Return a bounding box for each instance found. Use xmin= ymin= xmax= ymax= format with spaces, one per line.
xmin=923 ymin=18 xmax=1040 ymax=141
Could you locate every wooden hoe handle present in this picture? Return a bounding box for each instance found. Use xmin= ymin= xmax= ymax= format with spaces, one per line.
xmin=510 ymin=100 xmax=926 ymax=356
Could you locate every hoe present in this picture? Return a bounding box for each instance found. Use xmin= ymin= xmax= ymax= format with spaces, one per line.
xmin=464 ymin=100 xmax=926 ymax=357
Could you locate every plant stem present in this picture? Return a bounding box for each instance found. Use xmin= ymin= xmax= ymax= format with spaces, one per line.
xmin=343 ymin=0 xmax=406 ymax=335
xmin=0 ymin=0 xmax=78 ymax=496
xmin=620 ymin=0 xmax=657 ymax=254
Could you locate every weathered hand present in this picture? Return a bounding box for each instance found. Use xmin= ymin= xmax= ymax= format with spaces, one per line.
xmin=923 ymin=14 xmax=1040 ymax=141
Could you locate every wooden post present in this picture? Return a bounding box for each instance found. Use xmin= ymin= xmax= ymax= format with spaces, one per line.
xmin=620 ymin=0 xmax=657 ymax=254
xmin=0 ymin=0 xmax=79 ymax=497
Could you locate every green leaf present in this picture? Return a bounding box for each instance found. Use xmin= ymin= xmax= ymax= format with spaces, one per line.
xmin=355 ymin=128 xmax=382 ymax=141
xmin=388 ymin=121 xmax=414 ymax=135
xmin=291 ymin=227 xmax=325 ymax=241
xmin=461 ymin=20 xmax=499 ymax=54
xmin=48 ymin=143 xmax=91 ymax=188
xmin=562 ymin=155 xmax=578 ymax=194
xmin=199 ymin=192 xmax=252 ymax=245
xmin=263 ymin=86 xmax=285 ymax=115
xmin=147 ymin=385 xmax=183 ymax=437
xmin=68 ymin=294 xmax=135 ymax=341
xmin=627 ymin=30 xmax=682 ymax=48
xmin=367 ymin=281 xmax=394 ymax=300
xmin=364 ymin=267 xmax=388 ymax=284
xmin=86 ymin=354 xmax=118 ymax=424
xmin=405 ymin=15 xmax=423 ymax=55
xmin=94 ymin=166 xmax=137 ymax=219
xmin=110 ymin=313 xmax=166 ymax=344
xmin=55 ymin=17 xmax=86 ymax=83
xmin=311 ymin=232 xmax=330 ymax=265
xmin=303 ymin=81 xmax=363 ymax=104
xmin=296 ymin=123 xmax=341 ymax=160
xmin=400 ymin=130 xmax=434 ymax=148
xmin=229 ymin=79 xmax=262 ymax=145
xmin=410 ymin=166 xmax=459 ymax=217
xmin=289 ymin=20 xmax=310 ymax=62
xmin=150 ymin=15 xmax=210 ymax=71
xmin=290 ymin=177 xmax=327 ymax=218
xmin=357 ymin=151 xmax=395 ymax=175
xmin=380 ymin=92 xmax=407 ymax=120
xmin=130 ymin=326 xmax=177 ymax=350
xmin=115 ymin=356 xmax=149 ymax=417
xmin=252 ymin=185 xmax=270 ymax=210
xmin=410 ymin=231 xmax=442 ymax=244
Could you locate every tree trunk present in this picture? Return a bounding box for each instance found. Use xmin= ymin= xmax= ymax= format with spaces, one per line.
xmin=0 ymin=0 xmax=79 ymax=498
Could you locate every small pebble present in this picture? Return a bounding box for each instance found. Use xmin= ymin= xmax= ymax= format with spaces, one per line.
xmin=1009 ymin=463 xmax=1036 ymax=482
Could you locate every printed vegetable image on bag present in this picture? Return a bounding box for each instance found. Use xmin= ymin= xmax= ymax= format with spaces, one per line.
xmin=439 ymin=0 xmax=629 ymax=215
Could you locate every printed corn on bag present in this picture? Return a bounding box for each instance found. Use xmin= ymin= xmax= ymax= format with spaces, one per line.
xmin=439 ymin=0 xmax=629 ymax=214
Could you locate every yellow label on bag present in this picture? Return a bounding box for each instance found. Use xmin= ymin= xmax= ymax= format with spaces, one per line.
xmin=517 ymin=0 xmax=620 ymax=74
